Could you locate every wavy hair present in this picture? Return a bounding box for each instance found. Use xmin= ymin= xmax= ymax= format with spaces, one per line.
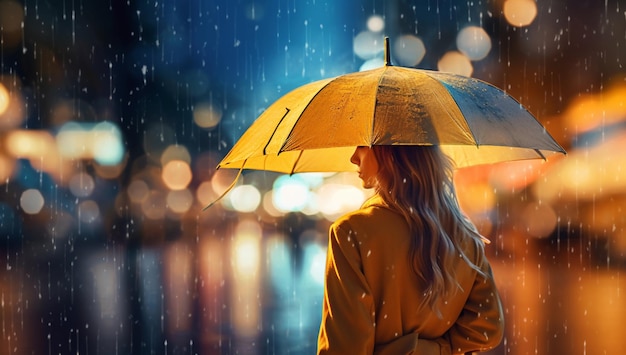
xmin=370 ymin=145 xmax=487 ymax=313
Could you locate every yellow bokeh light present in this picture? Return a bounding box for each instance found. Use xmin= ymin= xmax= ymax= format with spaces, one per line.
xmin=520 ymin=202 xmax=557 ymax=238
xmin=0 ymin=76 xmax=24 ymax=130
xmin=166 ymin=189 xmax=194 ymax=214
xmin=161 ymin=144 xmax=191 ymax=165
xmin=142 ymin=190 xmax=166 ymax=220
xmin=162 ymin=160 xmax=193 ymax=190
xmin=316 ymin=183 xmax=365 ymax=221
xmin=196 ymin=180 xmax=218 ymax=207
xmin=5 ymin=130 xmax=57 ymax=158
xmin=229 ymin=184 xmax=261 ymax=213
xmin=456 ymin=182 xmax=497 ymax=216
xmin=0 ymin=83 xmax=9 ymax=115
xmin=210 ymin=168 xmax=240 ymax=197
xmin=437 ymin=51 xmax=473 ymax=77
xmin=231 ymin=219 xmax=262 ymax=337
xmin=4 ymin=129 xmax=75 ymax=184
xmin=262 ymin=191 xmax=284 ymax=217
xmin=504 ymin=0 xmax=538 ymax=27
xmin=127 ymin=179 xmax=150 ymax=203
xmin=193 ymin=103 xmax=222 ymax=129
xmin=0 ymin=154 xmax=16 ymax=183
xmin=563 ymin=83 xmax=626 ymax=133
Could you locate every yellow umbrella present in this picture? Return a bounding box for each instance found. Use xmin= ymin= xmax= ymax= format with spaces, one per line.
xmin=207 ymin=38 xmax=565 ymax=208
xmin=219 ymin=43 xmax=564 ymax=173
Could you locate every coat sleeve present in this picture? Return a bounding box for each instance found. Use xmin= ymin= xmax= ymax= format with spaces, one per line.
xmin=317 ymin=221 xmax=375 ymax=355
xmin=445 ymin=258 xmax=505 ymax=354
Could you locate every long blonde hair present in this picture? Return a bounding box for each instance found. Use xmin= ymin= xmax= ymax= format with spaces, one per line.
xmin=371 ymin=145 xmax=486 ymax=312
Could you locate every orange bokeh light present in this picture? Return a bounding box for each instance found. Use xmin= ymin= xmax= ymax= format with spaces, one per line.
xmin=162 ymin=160 xmax=193 ymax=190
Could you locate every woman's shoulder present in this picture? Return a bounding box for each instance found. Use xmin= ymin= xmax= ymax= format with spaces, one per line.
xmin=332 ymin=195 xmax=404 ymax=232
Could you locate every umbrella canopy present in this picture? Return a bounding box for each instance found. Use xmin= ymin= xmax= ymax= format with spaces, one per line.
xmin=218 ymin=40 xmax=565 ymax=175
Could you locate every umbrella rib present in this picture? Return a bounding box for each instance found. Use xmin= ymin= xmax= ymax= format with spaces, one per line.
xmin=277 ymin=79 xmax=338 ymax=153
xmin=202 ymin=160 xmax=246 ymax=210
xmin=263 ymin=108 xmax=290 ymax=155
xmin=289 ymin=150 xmax=304 ymax=175
xmin=370 ymin=66 xmax=391 ymax=144
xmin=534 ymin=148 xmax=547 ymax=161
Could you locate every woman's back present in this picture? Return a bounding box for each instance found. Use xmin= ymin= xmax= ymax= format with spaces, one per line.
xmin=318 ymin=195 xmax=503 ymax=354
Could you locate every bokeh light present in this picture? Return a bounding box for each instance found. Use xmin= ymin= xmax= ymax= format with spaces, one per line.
xmin=77 ymin=200 xmax=101 ymax=224
xmin=316 ymin=183 xmax=366 ymax=220
xmin=5 ymin=130 xmax=56 ymax=158
xmin=366 ymin=15 xmax=385 ymax=32
xmin=504 ymin=0 xmax=538 ymax=27
xmin=456 ymin=26 xmax=492 ymax=61
xmin=0 ymin=154 xmax=15 ymax=183
xmin=0 ymin=0 xmax=24 ymax=49
xmin=127 ymin=179 xmax=150 ymax=204
xmin=393 ymin=35 xmax=426 ymax=67
xmin=353 ymin=31 xmax=384 ymax=60
xmin=193 ymin=102 xmax=223 ymax=129
xmin=166 ymin=189 xmax=194 ymax=214
xmin=196 ymin=180 xmax=219 ymax=208
xmin=231 ymin=220 xmax=262 ymax=336
xmin=359 ymin=57 xmax=385 ymax=71
xmin=521 ymin=202 xmax=558 ymax=238
xmin=69 ymin=172 xmax=96 ymax=198
xmin=162 ymin=160 xmax=193 ymax=190
xmin=20 ymin=189 xmax=45 ymax=214
xmin=0 ymin=82 xmax=10 ymax=115
xmin=455 ymin=181 xmax=496 ymax=216
xmin=56 ymin=121 xmax=125 ymax=165
xmin=308 ymin=245 xmax=327 ymax=285
xmin=142 ymin=190 xmax=166 ymax=220
xmin=262 ymin=191 xmax=283 ymax=217
xmin=5 ymin=129 xmax=72 ymax=183
xmin=229 ymin=184 xmax=261 ymax=213
xmin=92 ymin=122 xmax=125 ymax=165
xmin=562 ymin=83 xmax=626 ymax=133
xmin=0 ymin=85 xmax=25 ymax=130
xmin=210 ymin=168 xmax=240 ymax=197
xmin=272 ymin=175 xmax=311 ymax=212
xmin=233 ymin=220 xmax=262 ymax=275
xmin=161 ymin=144 xmax=192 ymax=165
xmin=437 ymin=51 xmax=473 ymax=76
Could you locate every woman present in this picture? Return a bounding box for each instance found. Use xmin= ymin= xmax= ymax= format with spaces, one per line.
xmin=317 ymin=145 xmax=504 ymax=355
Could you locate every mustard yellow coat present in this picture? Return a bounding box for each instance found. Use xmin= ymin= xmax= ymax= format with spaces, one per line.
xmin=317 ymin=195 xmax=504 ymax=355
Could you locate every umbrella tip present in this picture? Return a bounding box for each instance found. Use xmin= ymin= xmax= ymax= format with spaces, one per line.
xmin=384 ymin=37 xmax=391 ymax=66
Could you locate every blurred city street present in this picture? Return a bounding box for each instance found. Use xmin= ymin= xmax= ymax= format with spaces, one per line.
xmin=0 ymin=0 xmax=625 ymax=354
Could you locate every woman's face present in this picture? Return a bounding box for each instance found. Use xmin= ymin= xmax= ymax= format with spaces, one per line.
xmin=350 ymin=146 xmax=379 ymax=189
